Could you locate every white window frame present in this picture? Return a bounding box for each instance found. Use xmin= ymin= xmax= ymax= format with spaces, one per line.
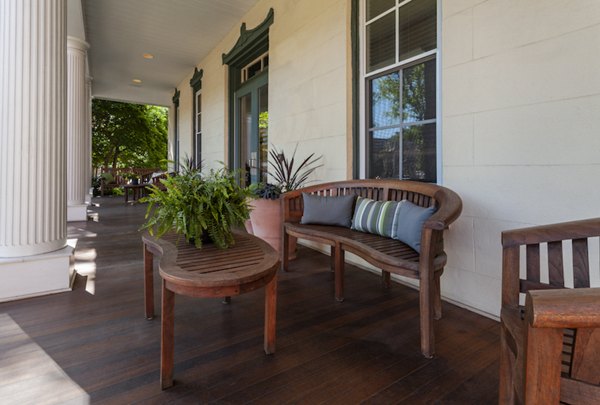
xmin=241 ymin=52 xmax=269 ymax=84
xmin=359 ymin=0 xmax=442 ymax=183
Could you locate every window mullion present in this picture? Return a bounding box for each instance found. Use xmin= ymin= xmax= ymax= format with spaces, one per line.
xmin=395 ymin=0 xmax=399 ymax=65
xmin=398 ymin=67 xmax=403 ymax=179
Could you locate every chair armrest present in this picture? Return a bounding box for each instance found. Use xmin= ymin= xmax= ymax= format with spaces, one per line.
xmin=526 ymin=288 xmax=600 ymax=329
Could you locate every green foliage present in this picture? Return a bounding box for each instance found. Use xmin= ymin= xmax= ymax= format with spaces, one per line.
xmin=249 ymin=182 xmax=282 ymax=200
xmin=268 ymin=144 xmax=323 ymax=193
xmin=92 ymin=99 xmax=168 ymax=171
xmin=112 ymin=187 xmax=124 ymax=196
xmin=249 ymin=144 xmax=322 ymax=200
xmin=141 ymin=161 xmax=252 ymax=249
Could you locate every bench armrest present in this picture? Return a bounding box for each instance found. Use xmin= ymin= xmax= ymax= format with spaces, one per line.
xmin=424 ymin=188 xmax=463 ymax=231
xmin=502 ymin=217 xmax=600 ymax=248
xmin=526 ymin=288 xmax=600 ymax=329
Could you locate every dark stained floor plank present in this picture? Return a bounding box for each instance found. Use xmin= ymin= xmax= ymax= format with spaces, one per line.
xmin=0 ymin=197 xmax=500 ymax=404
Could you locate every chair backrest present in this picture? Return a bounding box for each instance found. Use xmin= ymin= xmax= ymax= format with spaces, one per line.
xmin=501 ymin=217 xmax=600 ymax=308
xmin=501 ymin=217 xmax=600 ymax=385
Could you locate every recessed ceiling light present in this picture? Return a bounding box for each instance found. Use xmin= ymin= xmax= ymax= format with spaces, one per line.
xmin=143 ymin=53 xmax=154 ymax=59
xmin=132 ymin=79 xmax=142 ymax=84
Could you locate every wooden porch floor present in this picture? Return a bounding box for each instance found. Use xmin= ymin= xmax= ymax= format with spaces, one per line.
xmin=0 ymin=197 xmax=500 ymax=404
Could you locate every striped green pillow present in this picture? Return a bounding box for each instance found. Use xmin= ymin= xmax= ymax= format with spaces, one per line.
xmin=350 ymin=196 xmax=403 ymax=238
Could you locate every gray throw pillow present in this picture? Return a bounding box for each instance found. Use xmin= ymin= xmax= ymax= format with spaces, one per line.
xmin=391 ymin=201 xmax=436 ymax=253
xmin=300 ymin=193 xmax=355 ymax=228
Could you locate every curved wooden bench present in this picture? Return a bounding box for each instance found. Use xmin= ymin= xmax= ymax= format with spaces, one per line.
xmin=281 ymin=179 xmax=462 ymax=358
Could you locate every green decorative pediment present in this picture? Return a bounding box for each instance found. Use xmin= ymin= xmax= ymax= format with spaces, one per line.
xmin=189 ymin=67 xmax=203 ymax=91
xmin=222 ymin=8 xmax=274 ymax=67
xmin=172 ymin=88 xmax=180 ymax=107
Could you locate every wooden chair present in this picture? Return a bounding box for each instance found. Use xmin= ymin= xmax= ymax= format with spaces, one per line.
xmin=499 ymin=218 xmax=600 ymax=404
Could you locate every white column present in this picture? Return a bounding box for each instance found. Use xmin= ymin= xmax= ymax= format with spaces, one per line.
xmin=0 ymin=0 xmax=73 ymax=301
xmin=67 ymin=36 xmax=89 ymax=221
xmin=85 ymin=75 xmax=93 ymax=204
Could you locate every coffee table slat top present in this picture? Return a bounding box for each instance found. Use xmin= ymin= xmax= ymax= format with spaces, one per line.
xmin=142 ymin=230 xmax=279 ymax=288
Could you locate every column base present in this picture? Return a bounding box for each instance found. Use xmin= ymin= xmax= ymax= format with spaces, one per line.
xmin=0 ymin=245 xmax=74 ymax=302
xmin=67 ymin=203 xmax=88 ymax=222
xmin=85 ymin=187 xmax=93 ymax=204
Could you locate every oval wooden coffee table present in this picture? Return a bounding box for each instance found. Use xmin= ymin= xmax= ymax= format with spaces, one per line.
xmin=142 ymin=230 xmax=279 ymax=390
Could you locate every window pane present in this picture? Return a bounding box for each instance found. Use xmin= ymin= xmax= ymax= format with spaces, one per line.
xmin=402 ymin=59 xmax=436 ymax=122
xmin=366 ymin=12 xmax=395 ymax=73
xmin=239 ymin=94 xmax=252 ymax=186
xmin=402 ymin=123 xmax=436 ymax=182
xmin=370 ymin=72 xmax=400 ymax=128
xmin=368 ymin=128 xmax=400 ymax=179
xmin=398 ymin=0 xmax=437 ymax=62
xmin=195 ymin=133 xmax=202 ymax=165
xmin=366 ymin=0 xmax=394 ymax=20
xmin=258 ymin=85 xmax=269 ymax=184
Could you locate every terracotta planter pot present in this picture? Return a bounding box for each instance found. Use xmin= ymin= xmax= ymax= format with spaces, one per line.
xmin=246 ymin=198 xmax=296 ymax=259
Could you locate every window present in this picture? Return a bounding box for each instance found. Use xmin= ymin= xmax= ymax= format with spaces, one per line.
xmin=362 ymin=0 xmax=438 ymax=182
xmin=241 ymin=53 xmax=269 ymax=83
xmin=194 ymin=89 xmax=202 ymax=164
xmin=189 ymin=68 xmax=203 ymax=166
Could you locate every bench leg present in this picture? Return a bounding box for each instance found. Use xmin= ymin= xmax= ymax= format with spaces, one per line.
xmin=264 ymin=274 xmax=277 ymax=354
xmin=433 ymin=271 xmax=442 ymax=320
xmin=334 ymin=245 xmax=345 ymax=302
xmin=330 ymin=246 xmax=335 ymax=272
xmin=161 ymin=281 xmax=175 ymax=390
xmin=433 ymin=272 xmax=442 ymax=320
xmin=282 ymin=230 xmax=289 ymax=272
xmin=382 ymin=271 xmax=391 ymax=289
xmin=143 ymin=243 xmax=154 ymax=320
xmin=419 ymin=275 xmax=435 ymax=358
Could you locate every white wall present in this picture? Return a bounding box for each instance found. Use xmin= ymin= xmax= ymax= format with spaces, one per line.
xmin=173 ymin=0 xmax=349 ymax=179
xmin=170 ymin=0 xmax=600 ymax=319
xmin=442 ymin=0 xmax=600 ymax=317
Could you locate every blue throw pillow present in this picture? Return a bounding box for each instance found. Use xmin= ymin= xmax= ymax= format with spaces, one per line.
xmin=351 ymin=197 xmax=403 ymax=238
xmin=300 ymin=193 xmax=355 ymax=228
xmin=391 ymin=201 xmax=436 ymax=253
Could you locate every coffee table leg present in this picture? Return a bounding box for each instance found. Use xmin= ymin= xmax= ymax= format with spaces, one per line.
xmin=143 ymin=243 xmax=154 ymax=319
xmin=161 ymin=280 xmax=175 ymax=390
xmin=264 ymin=274 xmax=277 ymax=354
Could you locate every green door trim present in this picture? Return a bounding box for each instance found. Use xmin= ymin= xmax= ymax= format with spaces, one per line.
xmin=223 ymin=9 xmax=274 ymax=169
xmin=351 ymin=0 xmax=359 ymax=179
xmin=172 ymin=88 xmax=181 ymax=171
xmin=189 ymin=67 xmax=203 ymax=165
xmin=222 ymin=8 xmax=274 ymax=67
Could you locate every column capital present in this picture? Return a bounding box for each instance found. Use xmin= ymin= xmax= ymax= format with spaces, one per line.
xmin=67 ymin=35 xmax=89 ymax=51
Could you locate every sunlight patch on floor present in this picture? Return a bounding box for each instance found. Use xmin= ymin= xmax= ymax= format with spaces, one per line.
xmin=72 ymin=248 xmax=97 ymax=295
xmin=0 ymin=314 xmax=90 ymax=404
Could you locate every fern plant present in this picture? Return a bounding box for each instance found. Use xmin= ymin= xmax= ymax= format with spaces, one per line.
xmin=141 ymin=160 xmax=252 ymax=249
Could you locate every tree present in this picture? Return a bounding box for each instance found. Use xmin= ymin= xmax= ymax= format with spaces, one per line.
xmin=92 ymin=99 xmax=168 ymax=171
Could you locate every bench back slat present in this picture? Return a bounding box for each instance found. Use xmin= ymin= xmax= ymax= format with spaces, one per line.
xmin=282 ymin=180 xmax=462 ymax=233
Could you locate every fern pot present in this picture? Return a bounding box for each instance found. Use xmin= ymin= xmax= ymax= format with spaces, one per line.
xmin=246 ymin=198 xmax=296 ymax=259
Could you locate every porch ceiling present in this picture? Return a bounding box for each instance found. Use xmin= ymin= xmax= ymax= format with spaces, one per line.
xmin=82 ymin=0 xmax=259 ymax=107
